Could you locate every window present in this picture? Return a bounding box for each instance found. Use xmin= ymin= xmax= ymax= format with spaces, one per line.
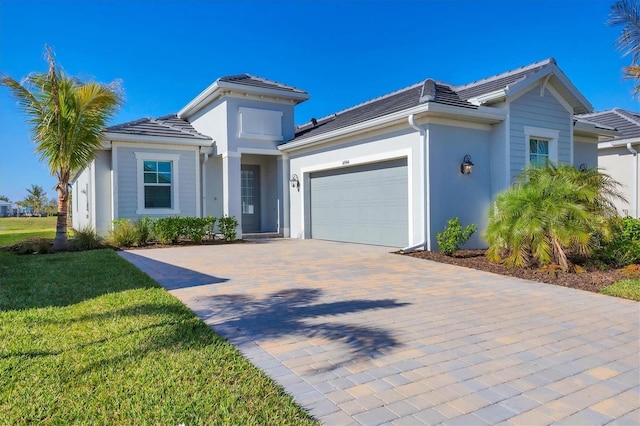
xmin=135 ymin=152 xmax=180 ymax=214
xmin=524 ymin=126 xmax=559 ymax=167
xmin=529 ymin=138 xmax=549 ymax=168
xmin=143 ymin=161 xmax=172 ymax=208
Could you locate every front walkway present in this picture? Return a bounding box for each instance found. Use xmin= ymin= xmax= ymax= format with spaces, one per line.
xmin=120 ymin=239 xmax=640 ymax=425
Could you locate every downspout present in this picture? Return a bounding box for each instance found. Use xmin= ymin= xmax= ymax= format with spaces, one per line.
xmin=627 ymin=143 xmax=638 ymax=218
xmin=201 ymin=151 xmax=209 ymax=217
xmin=402 ymin=114 xmax=431 ymax=252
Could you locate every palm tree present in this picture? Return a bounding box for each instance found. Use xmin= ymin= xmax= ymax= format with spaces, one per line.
xmin=1 ymin=46 xmax=123 ymax=250
xmin=0 ymin=195 xmax=9 ymax=202
xmin=609 ymin=0 xmax=640 ymax=97
xmin=485 ymin=164 xmax=625 ymax=272
xmin=22 ymin=184 xmax=47 ymax=216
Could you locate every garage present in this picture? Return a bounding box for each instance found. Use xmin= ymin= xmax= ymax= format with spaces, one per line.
xmin=309 ymin=158 xmax=409 ymax=247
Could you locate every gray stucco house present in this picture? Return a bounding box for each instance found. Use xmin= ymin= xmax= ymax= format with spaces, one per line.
xmin=72 ymin=58 xmax=616 ymax=250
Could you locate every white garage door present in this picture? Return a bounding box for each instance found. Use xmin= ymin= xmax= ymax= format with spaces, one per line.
xmin=309 ymin=158 xmax=408 ymax=247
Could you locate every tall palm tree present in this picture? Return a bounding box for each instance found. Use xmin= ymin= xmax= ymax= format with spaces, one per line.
xmin=23 ymin=184 xmax=47 ymax=216
xmin=609 ymin=0 xmax=640 ymax=97
xmin=1 ymin=46 xmax=123 ymax=250
xmin=485 ymin=164 xmax=625 ymax=272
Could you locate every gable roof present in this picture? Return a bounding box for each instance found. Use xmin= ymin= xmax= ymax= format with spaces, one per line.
xmin=105 ymin=114 xmax=212 ymax=142
xmin=290 ymin=58 xmax=592 ymax=144
xmin=178 ymin=74 xmax=310 ymax=119
xmin=578 ymin=108 xmax=640 ymax=141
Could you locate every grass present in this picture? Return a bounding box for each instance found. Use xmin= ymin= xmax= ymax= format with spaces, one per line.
xmin=600 ymin=278 xmax=640 ymax=301
xmin=0 ymin=249 xmax=316 ymax=425
xmin=0 ymin=216 xmax=57 ymax=246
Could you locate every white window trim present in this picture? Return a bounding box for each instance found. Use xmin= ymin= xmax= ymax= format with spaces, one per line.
xmin=135 ymin=152 xmax=181 ymax=215
xmin=238 ymin=107 xmax=284 ymax=141
xmin=524 ymin=126 xmax=559 ymax=167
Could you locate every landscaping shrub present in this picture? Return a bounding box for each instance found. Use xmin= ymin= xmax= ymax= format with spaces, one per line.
xmin=436 ymin=217 xmax=477 ymax=256
xmin=182 ymin=217 xmax=215 ymax=243
xmin=218 ymin=215 xmax=239 ymax=241
xmin=12 ymin=238 xmax=52 ymax=255
xmin=152 ymin=217 xmax=183 ymax=244
xmin=110 ymin=218 xmax=138 ymax=247
xmin=135 ymin=217 xmax=153 ymax=246
xmin=597 ymin=217 xmax=640 ymax=267
xmin=72 ymin=226 xmax=103 ymax=250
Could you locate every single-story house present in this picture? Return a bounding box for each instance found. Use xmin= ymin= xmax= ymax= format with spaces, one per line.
xmin=72 ymin=58 xmax=617 ymax=250
xmin=580 ymin=109 xmax=639 ymax=219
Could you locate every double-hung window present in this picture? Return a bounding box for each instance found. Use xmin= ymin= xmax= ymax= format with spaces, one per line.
xmin=135 ymin=152 xmax=180 ymax=214
xmin=143 ymin=160 xmax=172 ymax=208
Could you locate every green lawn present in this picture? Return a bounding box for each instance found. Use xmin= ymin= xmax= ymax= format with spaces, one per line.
xmin=600 ymin=278 xmax=640 ymax=301
xmin=0 ymin=249 xmax=316 ymax=425
xmin=0 ymin=216 xmax=57 ymax=246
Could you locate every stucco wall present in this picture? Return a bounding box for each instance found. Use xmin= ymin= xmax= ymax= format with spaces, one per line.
xmin=72 ymin=166 xmax=91 ymax=231
xmin=599 ymin=146 xmax=639 ymax=217
xmin=94 ymin=150 xmax=112 ymax=235
xmin=574 ymin=139 xmax=598 ymax=170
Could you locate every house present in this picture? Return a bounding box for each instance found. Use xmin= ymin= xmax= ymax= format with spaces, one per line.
xmin=72 ymin=58 xmax=616 ymax=250
xmin=580 ymin=109 xmax=639 ymax=219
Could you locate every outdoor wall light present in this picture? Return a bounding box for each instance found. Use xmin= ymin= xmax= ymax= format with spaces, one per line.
xmin=460 ymin=155 xmax=474 ymax=175
xmin=579 ymin=163 xmax=588 ymax=171
xmin=290 ymin=174 xmax=300 ymax=191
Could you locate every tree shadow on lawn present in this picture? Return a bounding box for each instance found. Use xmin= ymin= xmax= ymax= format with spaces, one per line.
xmin=197 ymin=288 xmax=410 ymax=368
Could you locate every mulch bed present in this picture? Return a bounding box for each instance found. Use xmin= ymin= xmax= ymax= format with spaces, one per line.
xmin=405 ymin=249 xmax=630 ymax=294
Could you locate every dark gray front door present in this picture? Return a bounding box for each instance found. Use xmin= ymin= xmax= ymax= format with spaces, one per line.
xmin=241 ymin=165 xmax=261 ymax=233
xmin=310 ymin=158 xmax=408 ymax=247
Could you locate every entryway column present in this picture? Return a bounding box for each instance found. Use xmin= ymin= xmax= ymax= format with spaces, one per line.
xmin=222 ymin=151 xmax=242 ymax=239
xmin=278 ymin=154 xmax=290 ymax=237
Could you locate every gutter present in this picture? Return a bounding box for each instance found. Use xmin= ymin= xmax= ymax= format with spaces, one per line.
xmin=627 ymin=143 xmax=638 ymax=219
xmin=402 ymin=114 xmax=430 ymax=253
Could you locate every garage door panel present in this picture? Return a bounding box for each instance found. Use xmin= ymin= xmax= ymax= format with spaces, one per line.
xmin=310 ymin=159 xmax=408 ymax=247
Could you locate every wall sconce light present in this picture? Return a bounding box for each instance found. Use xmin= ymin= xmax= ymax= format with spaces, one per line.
xmin=579 ymin=163 xmax=587 ymax=171
xmin=460 ymin=155 xmax=474 ymax=175
xmin=290 ymin=174 xmax=300 ymax=191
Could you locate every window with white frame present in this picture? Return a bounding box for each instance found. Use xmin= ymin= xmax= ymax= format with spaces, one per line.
xmin=135 ymin=152 xmax=180 ymax=214
xmin=529 ymin=138 xmax=550 ymax=168
xmin=524 ymin=126 xmax=559 ymax=168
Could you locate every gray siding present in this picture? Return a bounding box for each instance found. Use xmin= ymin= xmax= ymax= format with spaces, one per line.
xmin=116 ymin=145 xmax=198 ymax=220
xmin=429 ymin=124 xmax=491 ymax=249
xmin=510 ymin=87 xmax=571 ymax=182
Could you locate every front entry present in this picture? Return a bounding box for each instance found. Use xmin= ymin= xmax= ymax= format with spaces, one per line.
xmin=241 ymin=165 xmax=261 ymax=233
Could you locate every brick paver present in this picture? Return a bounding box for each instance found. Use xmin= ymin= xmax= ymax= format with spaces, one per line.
xmin=120 ymin=239 xmax=640 ymax=425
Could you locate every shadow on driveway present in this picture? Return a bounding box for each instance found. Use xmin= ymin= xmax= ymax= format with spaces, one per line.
xmin=196 ymin=288 xmax=409 ymax=367
xmin=119 ymin=251 xmax=229 ymax=290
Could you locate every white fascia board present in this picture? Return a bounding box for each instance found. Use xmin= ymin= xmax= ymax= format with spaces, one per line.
xmin=598 ymin=137 xmax=640 ymax=149
xmin=505 ymin=65 xmax=593 ymax=113
xmin=178 ymin=80 xmax=310 ymax=119
xmin=279 ymin=103 xmax=505 ymax=152
xmin=104 ymin=132 xmax=213 ymax=147
xmin=574 ymin=121 xmax=619 ymax=139
xmin=467 ymin=89 xmax=506 ymax=106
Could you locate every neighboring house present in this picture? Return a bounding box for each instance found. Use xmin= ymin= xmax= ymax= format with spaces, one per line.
xmin=581 ymin=109 xmax=639 ymax=218
xmin=73 ymin=58 xmax=615 ymax=250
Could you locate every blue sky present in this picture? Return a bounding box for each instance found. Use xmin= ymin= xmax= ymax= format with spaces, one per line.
xmin=0 ymin=0 xmax=637 ymax=203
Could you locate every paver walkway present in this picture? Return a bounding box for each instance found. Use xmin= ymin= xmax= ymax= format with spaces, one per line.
xmin=120 ymin=239 xmax=640 ymax=425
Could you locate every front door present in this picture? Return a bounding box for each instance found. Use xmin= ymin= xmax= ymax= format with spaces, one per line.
xmin=241 ymin=165 xmax=261 ymax=233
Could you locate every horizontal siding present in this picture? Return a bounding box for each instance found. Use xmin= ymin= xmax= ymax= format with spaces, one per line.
xmin=510 ymin=87 xmax=571 ymax=181
xmin=116 ymin=146 xmax=198 ymax=220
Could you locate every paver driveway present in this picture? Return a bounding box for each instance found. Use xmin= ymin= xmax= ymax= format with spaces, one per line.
xmin=120 ymin=239 xmax=640 ymax=425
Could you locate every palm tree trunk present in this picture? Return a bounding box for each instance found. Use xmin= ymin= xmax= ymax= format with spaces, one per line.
xmin=52 ymin=183 xmax=68 ymax=251
xmin=552 ymin=237 xmax=569 ymax=272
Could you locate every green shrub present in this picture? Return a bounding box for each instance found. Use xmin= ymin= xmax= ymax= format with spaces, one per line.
xmin=182 ymin=217 xmax=211 ymax=243
xmin=436 ymin=217 xmax=477 ymax=256
xmin=597 ymin=217 xmax=640 ymax=267
xmin=12 ymin=238 xmax=52 ymax=255
xmin=135 ymin=217 xmax=153 ymax=246
xmin=218 ymin=215 xmax=239 ymax=241
xmin=72 ymin=226 xmax=103 ymax=251
xmin=152 ymin=217 xmax=182 ymax=244
xmin=110 ymin=219 xmax=138 ymax=247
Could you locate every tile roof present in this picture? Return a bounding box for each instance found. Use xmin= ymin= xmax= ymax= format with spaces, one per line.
xmin=454 ymin=58 xmax=555 ymax=100
xmin=577 ymin=109 xmax=640 ymax=140
xmin=219 ymin=74 xmax=308 ymax=95
xmin=292 ymin=59 xmax=566 ymax=142
xmin=106 ymin=114 xmax=212 ymax=141
xmin=294 ymin=79 xmax=477 ymax=141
